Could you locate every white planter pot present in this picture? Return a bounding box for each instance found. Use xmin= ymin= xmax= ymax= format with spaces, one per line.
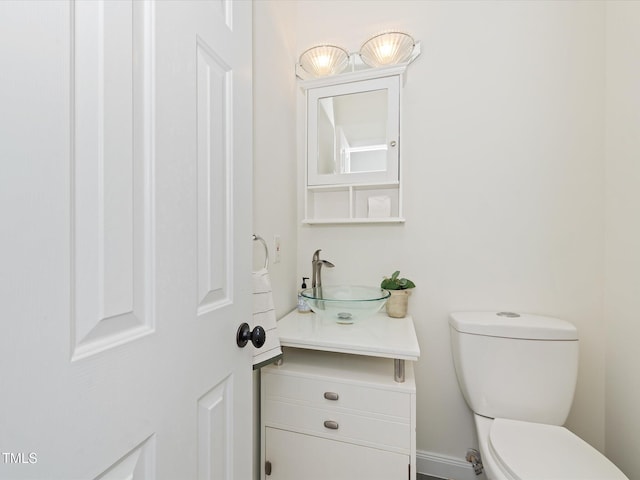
xmin=385 ymin=289 xmax=412 ymax=318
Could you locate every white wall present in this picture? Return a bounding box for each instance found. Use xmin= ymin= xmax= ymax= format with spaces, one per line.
xmin=253 ymin=0 xmax=298 ymax=318
xmin=604 ymin=2 xmax=640 ymax=479
xmin=295 ymin=0 xmax=607 ymax=464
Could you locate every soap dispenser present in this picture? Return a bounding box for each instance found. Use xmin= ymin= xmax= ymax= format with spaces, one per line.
xmin=297 ymin=277 xmax=311 ymax=313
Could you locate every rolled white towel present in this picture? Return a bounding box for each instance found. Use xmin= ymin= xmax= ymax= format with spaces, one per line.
xmin=252 ymin=268 xmax=282 ymax=369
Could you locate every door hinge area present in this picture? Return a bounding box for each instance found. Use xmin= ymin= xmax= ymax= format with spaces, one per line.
xmin=265 ymin=460 xmax=272 ymax=476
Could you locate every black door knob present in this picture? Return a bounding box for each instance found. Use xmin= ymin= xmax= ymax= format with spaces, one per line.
xmin=236 ymin=323 xmax=266 ymax=348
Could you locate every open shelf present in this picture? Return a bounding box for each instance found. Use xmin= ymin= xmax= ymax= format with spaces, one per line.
xmin=304 ymin=182 xmax=403 ymax=224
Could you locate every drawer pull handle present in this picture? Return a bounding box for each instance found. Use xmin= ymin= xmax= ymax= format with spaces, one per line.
xmin=324 ymin=420 xmax=339 ymax=430
xmin=323 ymin=392 xmax=339 ymax=401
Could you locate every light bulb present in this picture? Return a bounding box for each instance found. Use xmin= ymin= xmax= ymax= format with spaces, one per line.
xmin=299 ymin=45 xmax=349 ymax=77
xmin=359 ymin=32 xmax=415 ymax=68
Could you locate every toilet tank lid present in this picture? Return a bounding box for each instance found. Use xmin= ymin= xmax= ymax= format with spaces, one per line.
xmin=449 ymin=312 xmax=578 ymax=340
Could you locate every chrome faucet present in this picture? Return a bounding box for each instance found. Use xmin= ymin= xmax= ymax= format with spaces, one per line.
xmin=311 ymin=249 xmax=334 ymax=289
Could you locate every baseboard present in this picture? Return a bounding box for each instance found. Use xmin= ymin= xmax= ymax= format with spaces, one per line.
xmin=416 ymin=450 xmax=482 ymax=480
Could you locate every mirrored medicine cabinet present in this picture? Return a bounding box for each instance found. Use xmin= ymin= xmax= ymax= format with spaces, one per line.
xmin=301 ymin=66 xmax=409 ymax=224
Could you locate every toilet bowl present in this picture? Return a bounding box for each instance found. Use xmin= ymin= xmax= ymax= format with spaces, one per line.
xmin=474 ymin=415 xmax=627 ymax=480
xmin=449 ymin=311 xmax=628 ymax=480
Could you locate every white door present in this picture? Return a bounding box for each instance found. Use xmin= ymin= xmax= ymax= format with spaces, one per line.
xmin=0 ymin=1 xmax=253 ymax=479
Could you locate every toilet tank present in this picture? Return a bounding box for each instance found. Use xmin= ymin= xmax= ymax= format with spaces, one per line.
xmin=449 ymin=312 xmax=579 ymax=425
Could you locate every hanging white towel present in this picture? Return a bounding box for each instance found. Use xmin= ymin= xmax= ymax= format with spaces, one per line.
xmin=252 ymin=268 xmax=282 ymax=369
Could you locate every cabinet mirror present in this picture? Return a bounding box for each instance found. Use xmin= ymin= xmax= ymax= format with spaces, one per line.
xmin=307 ymin=76 xmax=400 ymax=186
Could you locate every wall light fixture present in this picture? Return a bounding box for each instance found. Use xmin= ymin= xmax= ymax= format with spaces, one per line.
xmin=298 ymin=45 xmax=350 ymax=77
xmin=359 ymin=32 xmax=415 ymax=68
xmin=297 ymin=31 xmax=419 ymax=79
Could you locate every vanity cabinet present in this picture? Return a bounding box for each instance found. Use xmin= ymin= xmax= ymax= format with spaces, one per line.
xmin=261 ymin=348 xmax=416 ymax=480
xmin=260 ymin=311 xmax=420 ymax=480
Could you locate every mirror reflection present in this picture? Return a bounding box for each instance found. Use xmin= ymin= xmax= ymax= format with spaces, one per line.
xmin=317 ymin=89 xmax=388 ymax=176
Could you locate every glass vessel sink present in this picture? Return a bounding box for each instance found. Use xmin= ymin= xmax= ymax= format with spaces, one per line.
xmin=300 ymin=285 xmax=390 ymax=324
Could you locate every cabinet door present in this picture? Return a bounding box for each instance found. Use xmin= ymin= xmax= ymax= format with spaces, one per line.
xmin=307 ymin=76 xmax=400 ymax=186
xmin=265 ymin=428 xmax=409 ymax=480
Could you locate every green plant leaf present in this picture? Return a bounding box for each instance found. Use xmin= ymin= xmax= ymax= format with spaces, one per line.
xmin=380 ymin=271 xmax=415 ymax=290
xmin=380 ymin=277 xmax=397 ymax=290
xmin=403 ymin=279 xmax=416 ymax=289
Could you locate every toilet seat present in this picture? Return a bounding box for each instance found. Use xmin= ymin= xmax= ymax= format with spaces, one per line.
xmin=489 ymin=418 xmax=627 ymax=480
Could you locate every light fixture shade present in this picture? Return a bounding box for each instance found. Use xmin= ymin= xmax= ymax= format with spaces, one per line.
xmin=359 ymin=32 xmax=415 ymax=68
xmin=299 ymin=45 xmax=349 ymax=77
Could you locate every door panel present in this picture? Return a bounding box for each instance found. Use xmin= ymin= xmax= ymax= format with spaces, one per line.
xmin=72 ymin=0 xmax=154 ymax=360
xmin=0 ymin=1 xmax=252 ymax=478
xmin=197 ymin=377 xmax=233 ymax=480
xmin=196 ymin=37 xmax=232 ymax=314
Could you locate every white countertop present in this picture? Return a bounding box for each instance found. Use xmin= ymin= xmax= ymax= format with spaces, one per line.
xmin=276 ymin=310 xmax=420 ymax=361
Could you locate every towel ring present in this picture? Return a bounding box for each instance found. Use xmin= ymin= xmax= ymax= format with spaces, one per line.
xmin=252 ymin=234 xmax=269 ymax=269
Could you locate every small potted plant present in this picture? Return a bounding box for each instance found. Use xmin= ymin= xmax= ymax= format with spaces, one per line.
xmin=380 ymin=271 xmax=416 ymax=318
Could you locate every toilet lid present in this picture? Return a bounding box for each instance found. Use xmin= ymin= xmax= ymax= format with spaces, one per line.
xmin=489 ymin=419 xmax=628 ymax=480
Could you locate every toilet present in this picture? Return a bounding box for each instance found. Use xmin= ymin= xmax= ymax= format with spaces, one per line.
xmin=449 ymin=311 xmax=628 ymax=480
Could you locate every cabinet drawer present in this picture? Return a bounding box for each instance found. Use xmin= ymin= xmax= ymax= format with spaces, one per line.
xmin=263 ymin=371 xmax=410 ymax=419
xmin=264 ymin=398 xmax=410 ymax=451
